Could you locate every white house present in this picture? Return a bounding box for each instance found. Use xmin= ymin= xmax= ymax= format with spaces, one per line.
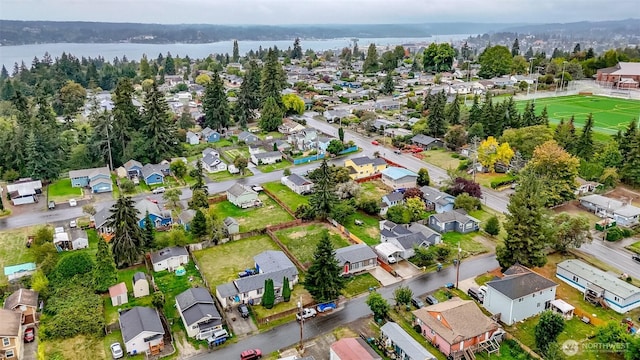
xmin=150 ymin=246 xmax=189 ymax=272
xmin=176 ymin=287 xmax=223 ymax=340
xmin=556 ymin=259 xmax=640 ymax=314
xmin=579 ymin=194 xmax=640 ymax=227
xmin=251 ymin=151 xmax=283 ymax=165
xmin=202 ymin=154 xmax=227 ymax=173
xmin=380 ymin=167 xmax=418 ymax=190
xmin=186 ymin=131 xmax=200 ymax=145
xmin=281 ymin=174 xmax=314 ymax=194
xmin=119 ymin=307 xmax=165 ymax=356
xmin=483 ymin=264 xmax=558 ymax=325
xmin=226 ymin=183 xmax=261 ymax=209
xmin=6 ymin=180 xmax=42 ymax=205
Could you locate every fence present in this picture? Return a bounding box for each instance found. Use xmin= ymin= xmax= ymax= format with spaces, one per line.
xmin=380 ymin=157 xmax=406 ymax=169
xmin=503 ymin=333 xmax=543 ymax=359
xmin=262 ymin=187 xmax=296 ymax=217
xmin=573 ymin=307 xmax=605 ymax=327
xmin=265 ymin=220 xmax=308 ymax=271
xmin=291 ymin=153 xmax=325 ymax=165
xmin=327 ymin=218 xmax=364 ymax=244
xmin=354 ymin=173 xmax=382 ymax=183
xmin=338 ymin=145 xmax=359 ymax=155
xmin=208 ymin=194 xmax=228 ymax=204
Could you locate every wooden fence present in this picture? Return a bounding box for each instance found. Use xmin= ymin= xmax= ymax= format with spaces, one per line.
xmin=208 ymin=194 xmax=228 ymax=204
xmin=327 ymin=218 xmax=364 ymax=245
xmin=262 ymin=187 xmax=296 ymax=217
xmin=380 ymin=157 xmax=406 ymax=169
xmin=354 ymin=173 xmax=382 ymax=183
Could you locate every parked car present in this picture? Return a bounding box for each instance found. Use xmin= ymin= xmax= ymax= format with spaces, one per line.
xmin=48 ymin=201 xmax=55 ymax=210
xmin=238 ymin=269 xmax=257 ymax=278
xmin=633 ymin=255 xmax=640 ymax=264
xmin=110 ymin=342 xmax=123 ymax=359
xmin=251 ymin=185 xmax=263 ymax=192
xmin=206 ymin=329 xmax=229 ymax=346
xmin=316 ymin=302 xmax=337 ymax=313
xmin=411 ymin=297 xmax=425 ymax=309
xmin=152 ymin=187 xmax=166 ymax=194
xmin=371 ymin=140 xmax=379 ymax=145
xmin=240 ymin=349 xmax=262 ymax=360
xmin=296 ymin=308 xmax=317 ymax=321
xmin=69 ymin=220 xmax=77 ymax=228
xmin=238 ymin=303 xmax=250 ymax=318
xmin=24 ymin=328 xmax=35 ymax=343
xmin=68 ymin=199 xmax=77 ymax=207
xmin=425 ymin=295 xmax=439 ymax=305
xmin=467 ymin=287 xmax=484 ymax=303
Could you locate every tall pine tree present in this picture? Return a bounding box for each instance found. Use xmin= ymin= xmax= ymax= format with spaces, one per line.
xmin=428 ymin=91 xmax=447 ymax=137
xmin=308 ymin=159 xmax=338 ymax=220
xmin=362 ymin=43 xmax=378 ymax=73
xmin=232 ymin=40 xmax=240 ymax=62
xmin=106 ymin=196 xmax=143 ymax=268
xmin=260 ymin=48 xmax=286 ymax=106
xmin=445 ymin=93 xmax=461 ymax=126
xmin=141 ymin=82 xmax=178 ymax=163
xmin=621 ymin=132 xmax=640 ymax=186
xmin=468 ymin=95 xmax=482 ymax=126
xmin=259 ymin=96 xmax=283 ymax=132
xmin=203 ymin=70 xmax=230 ymax=131
xmin=304 ymin=230 xmax=346 ymax=302
xmin=235 ymin=61 xmax=261 ymax=128
xmin=93 ymin=237 xmax=117 ymax=292
xmin=143 ymin=211 xmax=154 ymax=249
xmin=576 ymin=113 xmax=594 ymax=159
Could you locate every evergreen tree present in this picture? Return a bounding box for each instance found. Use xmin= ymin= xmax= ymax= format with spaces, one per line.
xmin=308 ymin=159 xmax=338 ymax=220
xmin=539 ymin=106 xmax=549 ymax=126
xmin=291 ymin=38 xmax=303 ymax=60
xmin=112 ymin=78 xmax=137 ymax=162
xmin=428 ymin=91 xmax=447 ymax=137
xmin=619 ymin=120 xmax=637 ymax=159
xmin=522 ymin=101 xmax=537 ymax=127
xmin=232 ymin=40 xmax=240 ymax=62
xmin=304 ymin=230 xmax=346 ymax=302
xmin=480 ymin=92 xmax=496 ymax=136
xmin=141 ymin=82 xmax=178 ymax=163
xmin=417 ymin=168 xmax=430 ymax=186
xmin=282 ymin=276 xmax=291 ymax=302
xmin=93 ymin=237 xmax=117 ymax=292
xmin=576 ymin=113 xmax=594 ymax=159
xmin=0 ymin=65 xmax=8 ymax=80
xmin=445 ymin=94 xmax=461 ymax=126
xmin=235 ymin=61 xmax=262 ymax=127
xmin=260 ymin=48 xmax=286 ymax=105
xmin=139 ymin=55 xmax=152 ymax=79
xmin=382 ymin=72 xmax=395 ymax=95
xmin=338 ymin=127 xmax=345 ymax=142
xmin=106 ymin=196 xmax=143 ymax=268
xmin=25 ymin=94 xmax=62 ymax=180
xmin=468 ymin=95 xmax=482 ymax=126
xmin=202 ymin=70 xmax=230 ymax=131
xmin=484 ymin=216 xmax=501 ymax=236
xmin=190 ymin=159 xmax=208 ymax=195
xmin=164 ymin=53 xmax=175 ymax=75
xmin=553 ymin=118 xmax=577 ymax=154
xmin=259 ymin=96 xmax=284 ymax=132
xmin=503 ymin=97 xmax=520 ymax=129
xmin=262 ymin=278 xmax=275 ymax=309
xmin=362 ymin=43 xmax=379 ymax=73
xmin=621 ymin=132 xmax=640 ymax=186
xmin=511 ymin=38 xmax=520 ymax=57
xmin=191 ymin=209 xmax=208 ymax=239
xmin=0 ymin=195 xmax=3 ymax=211
xmin=496 ymin=174 xmax=550 ymax=269
xmin=143 ymin=211 xmax=154 ymax=249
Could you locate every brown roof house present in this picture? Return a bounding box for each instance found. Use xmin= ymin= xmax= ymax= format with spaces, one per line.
xmin=3 ymin=288 xmax=39 ymax=325
xmin=413 ymin=297 xmax=501 ymax=358
xmin=109 ymin=282 xmax=129 ymax=307
xmin=0 ymin=309 xmax=23 ymax=360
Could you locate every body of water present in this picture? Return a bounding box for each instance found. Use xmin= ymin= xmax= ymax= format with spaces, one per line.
xmin=0 ymin=35 xmax=472 ymax=68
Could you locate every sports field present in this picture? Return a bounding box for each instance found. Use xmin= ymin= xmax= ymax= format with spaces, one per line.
xmin=515 ymin=95 xmax=640 ymax=134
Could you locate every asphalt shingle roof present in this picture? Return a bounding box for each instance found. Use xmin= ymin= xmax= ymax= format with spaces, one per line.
xmin=335 ymin=244 xmax=377 ymax=265
xmin=176 ymin=287 xmax=221 ymax=327
xmin=119 ymin=307 xmax=164 ymax=344
xmin=150 ymin=246 xmax=188 ymax=264
xmin=488 ymin=265 xmax=557 ymax=300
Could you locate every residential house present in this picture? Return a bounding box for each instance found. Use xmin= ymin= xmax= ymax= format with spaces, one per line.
xmin=238 ymin=131 xmax=259 ymax=144
xmin=3 ymin=288 xmax=39 ymax=325
xmin=288 ymin=128 xmax=319 ymax=151
xmin=186 ymin=131 xmax=200 ymax=145
xmin=380 ymin=192 xmax=405 ymax=215
xmin=251 ymin=151 xmax=283 ymax=165
xmin=135 ymin=199 xmax=173 ymax=229
xmin=344 ymin=156 xmax=388 ymax=180
xmin=413 ymin=298 xmax=500 ymax=358
xmin=202 ymin=148 xmax=220 ymax=158
xmin=178 ymin=209 xmax=196 ymax=231
xmin=323 ymin=110 xmax=351 ymax=123
xmin=223 ymin=217 xmax=240 ymax=235
xmin=384 ymin=128 xmax=412 ymax=138
xmin=70 ymin=229 xmax=89 ymax=250
xmin=93 ymin=207 xmax=115 ymax=236
xmin=330 ymin=337 xmax=382 ymax=360
xmin=556 ymin=259 xmax=640 ymax=313
xmin=150 ymin=246 xmax=190 ymax=272
xmin=575 ymin=177 xmax=600 ymax=195
xmin=381 ymin=167 xmax=418 ymax=190
xmin=53 ymin=229 xmax=72 ymax=251
xmin=141 ymin=163 xmax=169 ymax=186
xmin=226 ymin=184 xmax=261 ymax=209
xmin=317 ymin=136 xmax=333 ymax=153
xmin=371 ymin=119 xmax=396 ymax=131
xmin=483 ymin=264 xmax=558 ymax=325
xmin=428 ymin=209 xmax=481 ymax=234
xmin=420 ymin=186 xmax=455 ymax=213
xmin=201 ymin=127 xmax=221 ymax=143
xmin=124 ymin=160 xmax=143 ymax=179
xmin=216 ymin=250 xmax=299 ymax=308
xmin=375 ymin=99 xmax=401 ymax=111
xmin=579 ymin=194 xmax=640 ymax=227
xmin=109 ymin=282 xmax=129 ymax=306
xmin=202 ymin=154 xmax=227 ymax=173
xmin=334 ymin=244 xmax=378 ymax=276
xmin=380 ymin=322 xmax=436 ymax=360
xmin=176 ymin=287 xmax=223 ymax=340
xmin=132 ymin=272 xmax=150 ymax=298
xmin=278 ymin=119 xmax=306 ymax=134
xmin=68 ymin=166 xmax=113 ymax=193
xmin=0 ymin=309 xmax=23 ymax=360
xmin=411 ymin=134 xmax=444 ymax=150
xmin=3 ymin=263 xmax=36 ymax=282
xmin=281 ymin=174 xmax=314 ymax=194
xmin=380 ymin=221 xmax=441 ymax=259
xmin=119 ymin=307 xmax=165 ymax=356
xmin=6 ymin=180 xmax=42 ymax=205
xmin=272 ymin=139 xmax=292 ymax=152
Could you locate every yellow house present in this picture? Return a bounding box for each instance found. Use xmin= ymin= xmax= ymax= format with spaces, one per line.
xmin=344 ymin=156 xmax=388 ymax=180
xmin=0 ymin=309 xmax=23 ymax=360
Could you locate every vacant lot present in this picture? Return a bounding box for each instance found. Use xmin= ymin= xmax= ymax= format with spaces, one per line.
xmin=441 ymin=231 xmax=490 ymax=257
xmin=210 ymin=193 xmax=294 ymax=232
xmin=275 ymin=224 xmax=350 ymax=265
xmin=41 ymin=335 xmax=108 ymax=360
xmin=420 ymin=148 xmax=461 ymax=170
xmin=258 ymin=160 xmax=291 ymax=173
xmin=263 ymin=181 xmax=309 ymax=211
xmin=0 ymin=227 xmax=37 ymax=286
xmin=48 ymin=178 xmax=83 ymax=202
xmin=193 ymin=235 xmax=280 ymax=287
xmin=343 ymin=211 xmax=381 ymax=246
xmin=360 ymin=181 xmax=391 ymax=200
xmin=223 ymin=148 xmax=250 ymax=161
xmin=553 ymin=201 xmax=601 ymax=223
xmin=515 ymin=95 xmax=640 ymax=135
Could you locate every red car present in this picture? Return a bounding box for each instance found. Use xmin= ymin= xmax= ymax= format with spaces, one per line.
xmin=24 ymin=328 xmax=35 ymax=342
xmin=240 ymin=349 xmax=262 ymax=360
xmin=371 ymin=140 xmax=379 ymax=145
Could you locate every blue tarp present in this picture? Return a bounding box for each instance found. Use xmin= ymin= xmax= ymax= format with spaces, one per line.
xmin=4 ymin=262 xmax=36 ymax=276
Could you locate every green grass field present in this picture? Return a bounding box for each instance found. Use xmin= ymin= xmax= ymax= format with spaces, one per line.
xmin=515 ymin=95 xmax=640 ymax=135
xmin=275 ymin=224 xmax=350 ymax=265
xmin=47 ymin=178 xmax=82 ymax=202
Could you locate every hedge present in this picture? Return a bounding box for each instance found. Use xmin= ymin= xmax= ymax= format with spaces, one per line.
xmin=490 ymin=174 xmax=517 ymax=189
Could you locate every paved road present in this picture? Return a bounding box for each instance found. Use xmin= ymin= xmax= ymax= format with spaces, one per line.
xmin=578 ymin=237 xmax=640 ymax=279
xmin=189 ymin=254 xmax=499 ymax=359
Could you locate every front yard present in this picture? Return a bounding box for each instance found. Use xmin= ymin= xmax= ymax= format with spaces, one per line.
xmin=626 ymin=241 xmax=640 ymax=254
xmin=342 ymin=211 xmax=381 ymax=246
xmin=420 ymin=148 xmax=462 ymax=170
xmin=262 ymin=181 xmax=309 ymax=211
xmin=342 ymin=273 xmax=380 ymax=298
xmin=47 ymin=178 xmax=83 ymax=202
xmin=193 ymin=235 xmax=280 ymax=287
xmin=257 ymin=160 xmax=291 ymax=173
xmin=275 ymin=224 xmax=351 ymax=265
xmin=207 ymin=168 xmax=254 ymax=182
xmin=210 ymin=194 xmax=294 ymax=232
xmin=441 ymin=231 xmax=491 ymax=257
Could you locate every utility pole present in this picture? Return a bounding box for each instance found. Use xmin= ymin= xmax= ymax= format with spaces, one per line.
xmin=455 ymin=242 xmax=461 ymax=289
xmin=104 ymin=110 xmax=114 ymax=172
xmin=471 ymin=137 xmax=479 ymax=183
xmin=297 ymin=297 xmax=304 ymax=353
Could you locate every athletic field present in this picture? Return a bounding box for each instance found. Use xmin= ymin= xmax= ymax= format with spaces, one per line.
xmin=514 ymin=95 xmax=640 ymax=135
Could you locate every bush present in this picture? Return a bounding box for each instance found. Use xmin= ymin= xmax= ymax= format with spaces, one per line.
xmin=53 ymin=252 xmax=94 ymax=280
xmin=606 ymin=227 xmax=625 ymax=241
xmin=357 ymin=198 xmax=381 ymax=215
xmin=120 ymin=178 xmax=136 ymax=193
xmin=484 ymin=216 xmax=501 ymax=236
xmin=451 ymin=153 xmax=460 ymax=159
xmin=457 ymin=160 xmax=469 ymax=171
xmin=454 ymin=193 xmax=481 ymax=212
xmin=34 ymin=226 xmax=54 ymax=245
xmin=490 ymin=174 xmax=516 ymax=189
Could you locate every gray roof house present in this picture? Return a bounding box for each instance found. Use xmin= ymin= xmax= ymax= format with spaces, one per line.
xmin=238 ymin=131 xmax=259 ymax=144
xmin=420 ymin=186 xmax=456 ymax=214
xmin=176 ymin=287 xmax=223 ymax=339
xmin=119 ymin=306 xmax=165 ymax=356
xmin=93 ymin=207 xmax=115 ymax=235
xmin=150 ymin=246 xmax=189 ymax=272
xmin=335 ymin=244 xmax=378 ymax=276
xmin=380 ymin=322 xmax=436 ymax=360
xmin=251 ymin=150 xmax=283 ymax=165
xmin=380 ymin=220 xmax=441 ymax=259
xmin=226 ymin=183 xmax=260 ymax=209
xmin=216 ymin=250 xmax=299 ymax=308
xmin=428 ymin=209 xmax=480 ymax=234
xmin=281 ymin=174 xmax=314 ymax=194
xmin=380 ymin=191 xmax=405 ymax=215
xmin=411 ymin=134 xmax=444 ymax=150
xmin=579 ymin=194 xmax=640 ymax=227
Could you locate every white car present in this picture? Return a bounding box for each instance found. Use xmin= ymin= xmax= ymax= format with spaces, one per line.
xmin=110 ymin=343 xmax=124 ymax=359
xmin=296 ymin=308 xmax=317 ymax=321
xmin=68 ymin=199 xmax=77 ymax=207
xmin=251 ymin=185 xmax=263 ymax=192
xmin=152 ymin=187 xmax=166 ymax=194
xmin=69 ymin=220 xmax=77 ymax=228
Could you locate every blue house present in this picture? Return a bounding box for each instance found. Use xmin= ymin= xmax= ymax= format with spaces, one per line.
xmin=420 ymin=186 xmax=456 ymax=214
xmin=238 ymin=131 xmax=259 ymax=144
xmin=69 ymin=166 xmax=113 ymax=193
xmin=135 ymin=199 xmax=173 ymax=228
xmin=201 ymin=127 xmax=221 ymax=143
xmin=124 ymin=160 xmax=143 ymax=179
xmin=141 ymin=163 xmax=169 ymax=186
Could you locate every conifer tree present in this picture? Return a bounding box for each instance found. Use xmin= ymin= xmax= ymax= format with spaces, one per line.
xmin=191 ymin=209 xmax=208 ymax=239
xmin=235 ymin=61 xmax=262 ymax=127
xmin=291 ymin=38 xmax=303 ymax=60
xmin=428 ymin=91 xmax=447 ymax=137
xmin=260 ymin=48 xmax=286 ymax=106
xmin=304 ymin=230 xmax=345 ymax=302
xmin=619 ymin=120 xmax=637 ymax=159
xmin=362 ymin=43 xmax=379 ymax=73
xmin=468 ymin=95 xmax=482 ymax=126
xmin=382 ymin=72 xmax=395 ymax=95
xmin=259 ymin=96 xmax=283 ymax=132
xmin=93 ymin=237 xmax=117 ymax=292
xmin=262 ymin=279 xmax=275 ymax=309
xmin=308 ymin=159 xmax=338 ymax=220
xmin=480 ymin=92 xmax=496 ymax=136
xmin=141 ymin=82 xmax=177 ymax=163
xmin=621 ymin=132 xmax=640 ymax=186
xmin=282 ymin=276 xmax=291 ymax=302
xmin=203 ymin=70 xmax=230 ymax=131
xmin=143 ymin=211 xmax=154 ymax=249
xmin=106 ymin=196 xmax=143 ymax=268
xmin=539 ymin=106 xmax=549 ymax=126
xmin=522 ymin=101 xmax=537 ymax=127
xmin=445 ymin=93 xmax=461 ymax=126
xmin=576 ymin=113 xmax=594 ymax=159
xmin=232 ymin=40 xmax=240 ymax=62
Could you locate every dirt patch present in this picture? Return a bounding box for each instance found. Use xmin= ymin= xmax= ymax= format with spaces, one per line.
xmin=365 ymin=227 xmax=379 ymax=238
xmin=173 ymin=333 xmax=201 ymax=359
xmin=553 ymin=200 xmax=601 ymax=222
xmin=604 ymin=186 xmax=640 ymax=207
xmin=472 ymin=234 xmax=497 ymax=252
xmin=287 ymin=230 xmax=306 ymax=239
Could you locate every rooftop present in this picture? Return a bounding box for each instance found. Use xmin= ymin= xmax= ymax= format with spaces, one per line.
xmin=557 ymin=259 xmax=640 ymax=299
xmin=381 ymin=167 xmax=418 ymax=181
xmin=487 ymin=264 xmax=557 ymax=300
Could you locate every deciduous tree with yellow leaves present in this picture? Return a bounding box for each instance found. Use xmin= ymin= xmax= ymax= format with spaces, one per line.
xmin=477 ymin=136 xmax=515 ymax=173
xmin=523 ymin=140 xmax=579 ymax=207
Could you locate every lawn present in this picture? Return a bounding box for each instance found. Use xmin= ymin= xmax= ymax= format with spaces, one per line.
xmin=0 ymin=227 xmax=37 ymax=286
xmin=275 ymin=224 xmax=350 ymax=265
xmin=262 ymin=181 xmax=309 ymax=211
xmin=359 ymin=181 xmax=391 ymax=201
xmin=343 ymin=211 xmax=381 ymax=246
xmin=257 ymin=160 xmax=291 ymax=173
xmin=258 ymin=131 xmax=284 ymax=140
xmin=474 ymin=172 xmax=510 ymax=189
xmin=626 ymin=241 xmax=640 ymax=254
xmin=41 ymin=335 xmax=108 ymax=360
xmin=515 ymin=95 xmax=640 ymax=135
xmin=47 ymin=178 xmax=83 ymax=202
xmin=210 ymin=194 xmax=294 ymax=232
xmin=103 ymin=330 xmax=144 ymax=360
xmin=153 ymin=261 xmax=205 ymax=322
xmin=420 ymin=148 xmax=461 ymax=170
xmin=474 ymin=272 xmax=496 ymax=286
xmin=207 ymin=168 xmax=254 ymax=182
xmin=342 ymin=273 xmax=380 ymax=298
xmin=251 ymin=283 xmax=313 ymax=330
xmin=193 ymin=235 xmax=280 ymax=287
xmin=441 ymin=231 xmax=490 ymax=257
xmin=103 ymin=264 xmax=151 ymax=324
xmin=223 ymin=148 xmax=250 ymax=161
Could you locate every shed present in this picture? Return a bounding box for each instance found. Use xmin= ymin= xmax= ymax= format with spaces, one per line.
xmin=109 ymin=282 xmax=129 ymax=306
xmin=549 ymin=299 xmax=575 ymax=320
xmin=4 ymin=262 xmax=36 ymax=281
xmin=132 ymin=272 xmax=150 ymax=298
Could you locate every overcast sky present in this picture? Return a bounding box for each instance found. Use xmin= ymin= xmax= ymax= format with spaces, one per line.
xmin=2 ymin=0 xmax=637 ymax=24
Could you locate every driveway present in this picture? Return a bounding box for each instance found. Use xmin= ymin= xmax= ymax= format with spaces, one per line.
xmin=391 ymin=261 xmax=423 ymax=279
xmin=369 ymin=267 xmax=400 ymax=286
xmin=23 ymin=327 xmax=37 ymax=360
xmin=226 ymin=307 xmax=258 ymax=339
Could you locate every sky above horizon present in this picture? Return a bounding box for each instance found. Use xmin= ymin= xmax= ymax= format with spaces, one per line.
xmin=2 ymin=0 xmax=637 ymax=25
